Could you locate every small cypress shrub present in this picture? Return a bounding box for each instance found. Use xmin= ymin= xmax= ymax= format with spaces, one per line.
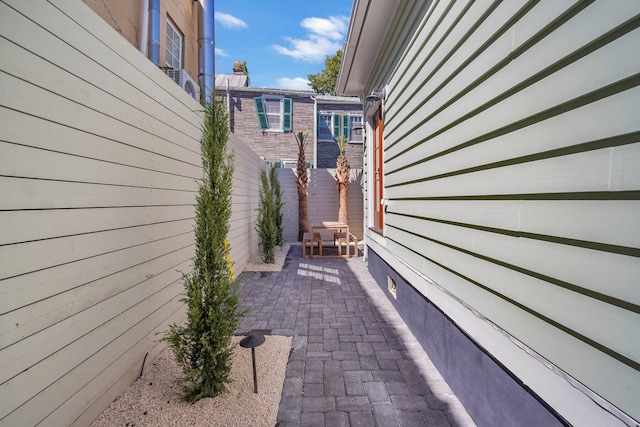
xmin=162 ymin=98 xmax=245 ymax=402
xmin=269 ymin=166 xmax=284 ymax=247
xmin=256 ymin=166 xmax=277 ymax=263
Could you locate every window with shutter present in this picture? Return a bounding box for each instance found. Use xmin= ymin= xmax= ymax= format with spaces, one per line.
xmin=255 ymin=95 xmax=291 ymax=131
xmin=342 ymin=114 xmax=350 ymax=140
xmin=350 ymin=115 xmax=363 ymax=143
xmin=318 ymin=113 xmax=333 ymax=140
xmin=332 ymin=114 xmax=340 ymax=138
xmin=283 ymin=98 xmax=292 ymax=131
xmin=254 ymin=97 xmax=268 ymax=130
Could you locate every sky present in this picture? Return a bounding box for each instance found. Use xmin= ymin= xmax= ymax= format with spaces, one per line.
xmin=213 ymin=0 xmax=353 ymax=90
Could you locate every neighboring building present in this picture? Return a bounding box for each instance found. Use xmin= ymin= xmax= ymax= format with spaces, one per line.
xmin=316 ymin=95 xmax=363 ymax=168
xmin=83 ymin=0 xmax=364 ymax=169
xmin=338 ymin=1 xmax=640 ymax=427
xmin=216 ymin=61 xmax=250 ymax=88
xmin=218 ymin=86 xmax=363 ymax=169
xmin=82 ymin=0 xmax=210 ymax=101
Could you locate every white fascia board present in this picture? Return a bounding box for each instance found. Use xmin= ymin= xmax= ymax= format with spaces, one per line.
xmin=337 ymin=0 xmax=400 ymax=96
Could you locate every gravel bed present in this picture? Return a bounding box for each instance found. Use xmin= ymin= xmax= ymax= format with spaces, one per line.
xmin=91 ymin=335 xmax=291 ymax=427
xmin=244 ymin=243 xmax=292 ymax=272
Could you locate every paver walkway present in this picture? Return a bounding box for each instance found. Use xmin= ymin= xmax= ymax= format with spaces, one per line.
xmin=238 ymin=245 xmax=476 ymax=427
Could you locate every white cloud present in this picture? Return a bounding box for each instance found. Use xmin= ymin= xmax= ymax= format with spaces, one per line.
xmin=277 ymin=77 xmax=311 ymax=90
xmin=215 ymin=12 xmax=247 ymax=29
xmin=216 ymin=47 xmax=228 ymax=57
xmin=272 ymin=15 xmax=348 ymax=62
xmin=301 ymin=16 xmax=347 ymax=40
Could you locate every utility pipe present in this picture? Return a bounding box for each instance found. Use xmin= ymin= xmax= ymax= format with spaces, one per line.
xmin=148 ymin=0 xmax=160 ymax=66
xmin=139 ymin=0 xmax=149 ymax=55
xmin=198 ymin=0 xmax=215 ymax=104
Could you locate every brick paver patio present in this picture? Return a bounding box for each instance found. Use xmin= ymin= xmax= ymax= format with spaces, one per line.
xmin=238 ymin=245 xmax=476 ymax=426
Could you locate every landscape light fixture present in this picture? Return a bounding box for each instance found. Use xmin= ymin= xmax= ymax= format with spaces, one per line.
xmin=239 ymin=330 xmax=266 ymax=393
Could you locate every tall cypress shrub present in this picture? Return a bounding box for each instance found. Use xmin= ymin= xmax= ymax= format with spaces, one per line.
xmin=163 ymin=98 xmax=245 ymax=402
xmin=269 ymin=166 xmax=284 ymax=247
xmin=256 ymin=167 xmax=277 ymax=263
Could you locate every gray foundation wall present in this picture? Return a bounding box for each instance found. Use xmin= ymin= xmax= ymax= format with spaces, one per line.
xmin=366 ymin=248 xmax=567 ymax=427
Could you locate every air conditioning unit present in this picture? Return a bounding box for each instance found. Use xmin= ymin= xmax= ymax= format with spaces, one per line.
xmin=166 ymin=69 xmax=200 ymax=101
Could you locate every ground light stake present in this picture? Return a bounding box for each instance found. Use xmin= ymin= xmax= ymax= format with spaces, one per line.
xmin=239 ymin=331 xmax=265 ymax=393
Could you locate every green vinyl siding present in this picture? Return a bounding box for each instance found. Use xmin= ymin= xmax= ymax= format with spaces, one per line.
xmin=367 ymin=0 xmax=640 ymax=422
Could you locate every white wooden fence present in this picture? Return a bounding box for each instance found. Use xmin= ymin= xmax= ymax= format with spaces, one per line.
xmin=0 ymin=1 xmax=264 ymax=425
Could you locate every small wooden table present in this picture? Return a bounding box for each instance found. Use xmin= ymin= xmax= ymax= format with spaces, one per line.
xmin=309 ymin=222 xmax=349 ymax=258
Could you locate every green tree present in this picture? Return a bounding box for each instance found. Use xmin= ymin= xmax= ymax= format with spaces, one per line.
xmin=269 ymin=166 xmax=284 ymax=247
xmin=163 ymin=98 xmax=245 ymax=402
xmin=307 ymin=49 xmax=342 ymax=95
xmin=256 ymin=167 xmax=277 ymax=263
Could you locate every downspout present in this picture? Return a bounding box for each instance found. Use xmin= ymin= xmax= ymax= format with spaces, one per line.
xmin=199 ymin=0 xmax=215 ymax=104
xmin=226 ymin=80 xmax=231 ymax=129
xmin=312 ymin=96 xmax=317 ymax=169
xmin=148 ymin=0 xmax=160 ymax=66
xmin=139 ymin=0 xmax=149 ymax=55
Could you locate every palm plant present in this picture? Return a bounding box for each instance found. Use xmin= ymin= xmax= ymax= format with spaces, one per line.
xmin=294 ymin=131 xmax=310 ymax=241
xmin=335 ymin=135 xmax=350 ymax=225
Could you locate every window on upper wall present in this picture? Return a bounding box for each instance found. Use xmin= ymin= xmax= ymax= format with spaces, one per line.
xmin=350 ymin=115 xmax=363 ymax=143
xmin=254 ymin=96 xmax=292 ymax=131
xmin=318 ymin=113 xmax=334 ymax=141
xmin=165 ymin=19 xmax=182 ymax=69
xmin=328 ymin=114 xmax=363 ymax=143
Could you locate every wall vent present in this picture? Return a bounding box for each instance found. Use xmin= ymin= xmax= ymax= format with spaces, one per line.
xmin=387 ymin=275 xmax=397 ymax=299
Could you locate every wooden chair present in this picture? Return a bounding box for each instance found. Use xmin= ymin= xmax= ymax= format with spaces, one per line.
xmin=302 ymin=232 xmax=322 ymax=258
xmin=333 ymin=232 xmax=358 ymax=258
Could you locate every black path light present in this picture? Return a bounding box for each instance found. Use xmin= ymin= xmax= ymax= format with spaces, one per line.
xmin=239 ymin=330 xmax=266 ymax=393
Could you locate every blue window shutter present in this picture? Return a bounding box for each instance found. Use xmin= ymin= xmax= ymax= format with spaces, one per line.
xmin=254 ymin=97 xmax=268 ymax=129
xmin=283 ymin=98 xmax=292 ymax=131
xmin=342 ymin=115 xmax=350 ymax=140
xmin=332 ymin=114 xmax=340 ymax=138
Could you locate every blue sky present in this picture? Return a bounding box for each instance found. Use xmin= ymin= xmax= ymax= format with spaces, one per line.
xmin=214 ymin=0 xmax=353 ymax=90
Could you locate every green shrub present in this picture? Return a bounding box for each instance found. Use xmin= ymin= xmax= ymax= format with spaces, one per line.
xmin=162 ymin=98 xmax=245 ymax=402
xmin=269 ymin=166 xmax=284 ymax=247
xmin=256 ymin=167 xmax=277 ymax=263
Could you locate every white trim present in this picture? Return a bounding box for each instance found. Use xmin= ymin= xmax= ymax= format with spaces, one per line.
xmin=165 ymin=19 xmax=182 ymax=69
xmin=262 ymin=94 xmax=284 ymax=131
xmin=313 ymin=97 xmax=317 ymax=169
xmin=317 ymin=113 xmax=334 ymax=141
xmin=365 ymin=237 xmax=635 ymax=427
xmin=349 ymin=114 xmax=363 ymax=144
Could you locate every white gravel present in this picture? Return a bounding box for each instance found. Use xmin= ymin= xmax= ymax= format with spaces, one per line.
xmin=91 ymin=335 xmax=292 ymax=427
xmin=244 ymin=243 xmax=292 ymax=272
